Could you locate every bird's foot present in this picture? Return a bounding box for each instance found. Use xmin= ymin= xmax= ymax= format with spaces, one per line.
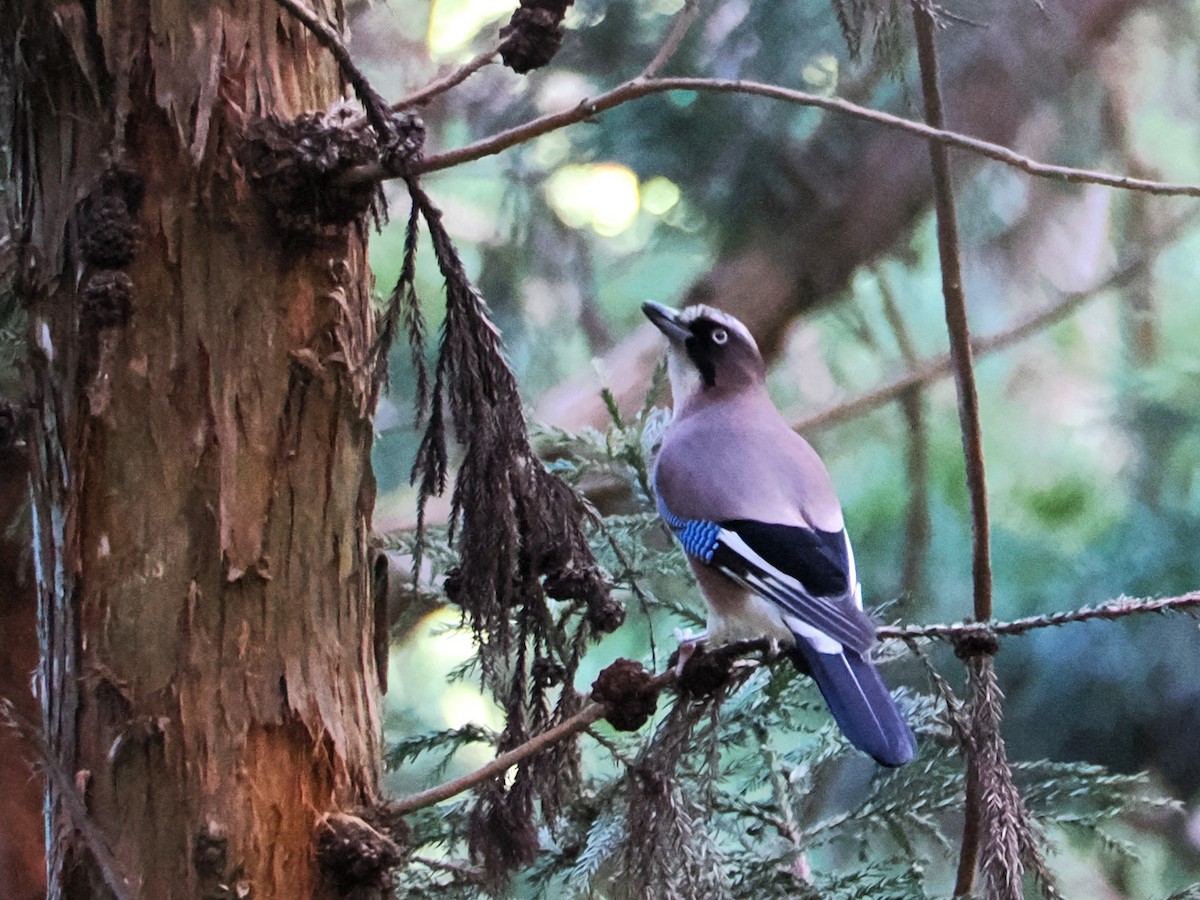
xmin=673 ymin=628 xmax=708 ymax=677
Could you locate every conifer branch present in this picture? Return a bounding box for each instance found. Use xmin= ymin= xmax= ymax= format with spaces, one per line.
xmin=879 ymin=591 xmax=1200 ymax=641
xmin=389 ymin=590 xmax=1199 ymax=818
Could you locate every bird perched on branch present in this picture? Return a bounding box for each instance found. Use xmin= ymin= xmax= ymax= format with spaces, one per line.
xmin=643 ymin=301 xmax=916 ymax=767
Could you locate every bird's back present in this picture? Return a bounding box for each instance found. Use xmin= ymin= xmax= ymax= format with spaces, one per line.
xmin=654 ymin=390 xmax=844 ymax=535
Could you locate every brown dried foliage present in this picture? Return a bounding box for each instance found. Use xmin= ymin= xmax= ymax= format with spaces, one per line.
xmin=396 ymin=179 xmax=621 ymax=883
xmin=966 ymin=656 xmax=1060 ymax=900
xmin=612 ymin=689 xmax=730 ymax=899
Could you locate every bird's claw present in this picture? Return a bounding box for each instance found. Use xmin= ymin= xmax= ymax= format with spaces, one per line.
xmin=673 ymin=629 xmax=708 ymax=677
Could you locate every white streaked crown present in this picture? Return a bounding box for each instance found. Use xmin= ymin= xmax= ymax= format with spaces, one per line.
xmin=677 ymin=304 xmax=760 ymax=354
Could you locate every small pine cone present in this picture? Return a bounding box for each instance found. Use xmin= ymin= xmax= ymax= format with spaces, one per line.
xmin=675 ymin=646 xmax=735 ymax=698
xmin=316 ymin=812 xmax=403 ymax=893
xmin=499 ymin=0 xmax=574 ymax=74
xmin=543 ymin=565 xmax=623 ymax=633
xmin=531 ymin=656 xmax=566 ymax=688
xmin=101 ymin=163 xmax=146 ymax=216
xmin=585 ymin=594 xmax=626 ymax=634
xmin=81 ymin=271 xmax=134 ymax=329
xmin=591 ymin=658 xmax=659 ymax=732
xmin=542 ymin=564 xmax=607 ymax=602
xmin=442 ymin=567 xmax=463 ymax=604
xmin=78 ymin=195 xmax=139 ymax=268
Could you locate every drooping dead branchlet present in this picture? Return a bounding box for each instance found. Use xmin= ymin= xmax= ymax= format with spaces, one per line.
xmin=467 ymin=770 xmax=539 ymax=885
xmin=397 ymin=179 xmax=622 ymax=884
xmin=967 ymin=655 xmax=1061 ymax=900
xmin=608 ymin=693 xmax=731 ymax=899
xmin=371 ymin=197 xmax=427 ymax=410
xmin=499 ymin=0 xmax=575 ymax=73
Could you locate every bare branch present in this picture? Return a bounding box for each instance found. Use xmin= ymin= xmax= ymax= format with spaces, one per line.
xmin=271 ymin=0 xmax=394 ymax=140
xmin=395 ymin=47 xmax=500 ymax=110
xmin=337 ymin=76 xmax=1200 ymax=199
xmin=794 ymin=243 xmax=1173 ymax=434
xmin=390 ymin=669 xmax=676 ymax=815
xmin=910 ymin=7 xmax=992 ymax=891
xmin=639 ymin=0 xmax=703 ymax=79
xmin=912 ymin=0 xmax=992 ymax=626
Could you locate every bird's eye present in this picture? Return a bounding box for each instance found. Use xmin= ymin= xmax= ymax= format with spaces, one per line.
xmin=712 ymin=327 xmax=729 ymax=345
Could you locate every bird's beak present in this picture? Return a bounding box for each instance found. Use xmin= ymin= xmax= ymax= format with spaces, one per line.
xmin=642 ymin=301 xmax=690 ymax=344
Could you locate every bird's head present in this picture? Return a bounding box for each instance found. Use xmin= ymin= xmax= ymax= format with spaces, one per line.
xmin=643 ymin=302 xmax=766 ymax=408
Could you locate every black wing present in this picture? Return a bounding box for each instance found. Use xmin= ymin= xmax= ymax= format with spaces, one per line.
xmin=710 ymin=520 xmax=877 ymax=654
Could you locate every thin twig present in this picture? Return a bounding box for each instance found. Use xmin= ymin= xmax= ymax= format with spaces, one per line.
xmin=271 ymin=0 xmax=394 ymax=140
xmin=336 ymin=75 xmax=1200 ymax=198
xmin=794 ymin=242 xmax=1173 ymax=434
xmin=910 ymin=7 xmax=990 ymax=892
xmin=411 ymin=854 xmax=488 ymax=882
xmin=639 ymin=0 xmax=703 ymax=79
xmin=879 ymin=591 xmax=1200 ymax=641
xmin=912 ymin=1 xmax=992 ymax=625
xmin=390 ymin=670 xmax=675 ymax=814
xmin=395 ymin=47 xmax=500 ymax=110
xmin=0 ymin=699 xmax=137 ymax=900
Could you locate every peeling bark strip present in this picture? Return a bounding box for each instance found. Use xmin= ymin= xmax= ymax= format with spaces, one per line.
xmin=4 ymin=3 xmax=384 ymax=898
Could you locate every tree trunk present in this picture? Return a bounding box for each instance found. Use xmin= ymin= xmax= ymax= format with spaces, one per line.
xmin=6 ymin=4 xmax=383 ymax=897
xmin=0 ymin=438 xmax=44 ymax=900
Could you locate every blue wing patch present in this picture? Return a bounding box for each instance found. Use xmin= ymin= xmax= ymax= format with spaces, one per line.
xmin=658 ymin=503 xmax=721 ymax=562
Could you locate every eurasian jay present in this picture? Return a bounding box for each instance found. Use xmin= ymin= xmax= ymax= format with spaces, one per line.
xmin=643 ymin=301 xmax=916 ymax=767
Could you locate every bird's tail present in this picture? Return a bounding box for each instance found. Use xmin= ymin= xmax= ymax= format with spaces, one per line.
xmin=788 ymin=642 xmax=916 ymax=767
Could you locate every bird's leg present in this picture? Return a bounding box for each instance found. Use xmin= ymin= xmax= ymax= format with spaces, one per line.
xmin=673 ymin=627 xmax=708 ymax=676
